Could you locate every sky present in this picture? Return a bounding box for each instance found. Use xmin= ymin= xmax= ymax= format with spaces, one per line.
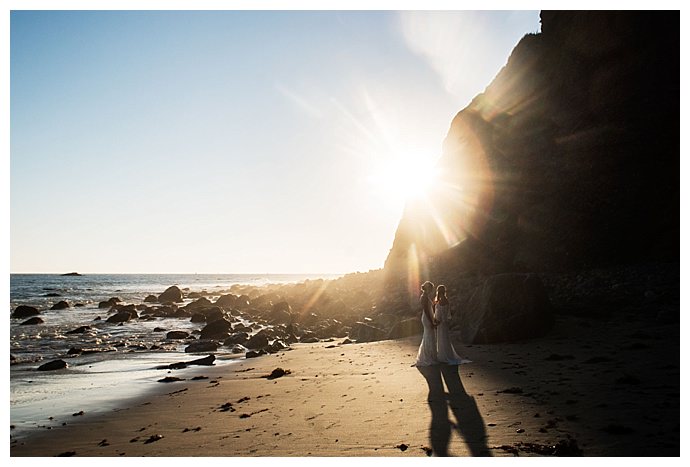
xmin=8 ymin=6 xmax=542 ymax=274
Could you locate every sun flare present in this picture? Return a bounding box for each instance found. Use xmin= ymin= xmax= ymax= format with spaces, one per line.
xmin=368 ymin=148 xmax=439 ymax=207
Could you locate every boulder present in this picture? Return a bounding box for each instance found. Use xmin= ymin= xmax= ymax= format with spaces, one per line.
xmin=215 ymin=294 xmax=238 ymax=309
xmin=106 ymin=308 xmax=138 ymax=324
xmin=200 ymin=318 xmax=234 ymax=340
xmin=12 ymin=305 xmax=40 ymax=319
xmin=166 ymin=330 xmax=190 ymax=340
xmin=187 ymin=354 xmax=215 ymax=366
xmin=20 ymin=317 xmax=44 ymax=325
xmin=229 ymin=344 xmax=248 ymax=354
xmin=185 ymin=297 xmax=213 ymax=310
xmin=98 ymin=297 xmax=121 ymax=309
xmin=190 ymin=306 xmax=225 ymax=323
xmin=458 ymin=273 xmax=553 ymax=344
xmin=66 ymin=325 xmax=91 ymax=334
xmin=387 ymin=317 xmax=424 ymax=339
xmin=245 ymin=331 xmax=269 ymax=350
xmin=144 ymin=294 xmax=158 ymax=303
xmin=185 ymin=340 xmax=218 ymax=353
xmin=158 ymin=286 xmax=183 ymax=303
xmin=50 ymin=300 xmax=70 ymax=310
xmin=224 ymin=332 xmax=249 ymax=346
xmin=37 ymin=359 xmax=68 ymax=371
xmin=245 ymin=349 xmax=267 ymax=359
xmin=349 ymin=322 xmax=387 ymax=343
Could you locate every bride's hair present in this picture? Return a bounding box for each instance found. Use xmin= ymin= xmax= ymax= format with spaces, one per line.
xmin=421 ymin=281 xmax=434 ymax=294
xmin=436 ymin=285 xmax=449 ymax=305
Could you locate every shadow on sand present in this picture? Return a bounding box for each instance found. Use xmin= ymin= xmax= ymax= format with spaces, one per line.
xmin=417 ymin=364 xmax=491 ymax=457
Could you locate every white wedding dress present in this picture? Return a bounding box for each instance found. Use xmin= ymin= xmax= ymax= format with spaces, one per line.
xmin=415 ymin=296 xmax=438 ymax=366
xmin=435 ymin=302 xmax=471 ymax=365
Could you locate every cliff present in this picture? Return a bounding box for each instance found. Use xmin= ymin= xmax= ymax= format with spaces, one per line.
xmin=384 ymin=11 xmax=679 ymax=290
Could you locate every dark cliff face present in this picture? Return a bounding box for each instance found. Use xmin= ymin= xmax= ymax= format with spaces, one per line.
xmin=384 ymin=11 xmax=679 ymax=287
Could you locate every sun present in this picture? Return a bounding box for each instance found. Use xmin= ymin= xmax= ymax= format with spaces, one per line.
xmin=368 ymin=148 xmax=439 ymax=208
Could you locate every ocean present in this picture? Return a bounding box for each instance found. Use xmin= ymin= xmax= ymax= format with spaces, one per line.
xmin=9 ymin=273 xmax=340 ymax=439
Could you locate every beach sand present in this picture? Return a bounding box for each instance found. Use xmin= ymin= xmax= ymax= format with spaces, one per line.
xmin=9 ymin=312 xmax=679 ymax=457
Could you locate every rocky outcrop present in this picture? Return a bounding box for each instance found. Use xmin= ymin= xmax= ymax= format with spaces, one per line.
xmin=50 ymin=300 xmax=70 ymax=310
xmin=37 ymin=359 xmax=68 ymax=371
xmin=98 ymin=297 xmax=121 ymax=309
xmin=12 ymin=305 xmax=40 ymax=319
xmin=20 ymin=317 xmax=44 ymax=325
xmin=200 ymin=318 xmax=234 ymax=340
xmin=158 ymin=286 xmax=184 ymax=303
xmin=384 ymin=11 xmax=678 ymax=284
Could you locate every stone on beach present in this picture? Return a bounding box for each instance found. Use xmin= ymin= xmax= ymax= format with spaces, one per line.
xmin=158 ymin=286 xmax=184 ymax=303
xmin=185 ymin=340 xmax=218 ymax=353
xmin=20 ymin=317 xmax=44 ymax=325
xmin=66 ymin=325 xmax=92 ymax=334
xmin=50 ymin=300 xmax=71 ymax=310
xmin=12 ymin=305 xmax=40 ymax=319
xmin=200 ymin=318 xmax=234 ymax=340
xmin=166 ymin=331 xmax=191 ymax=340
xmin=37 ymin=359 xmax=68 ymax=371
xmin=98 ymin=297 xmax=121 ymax=309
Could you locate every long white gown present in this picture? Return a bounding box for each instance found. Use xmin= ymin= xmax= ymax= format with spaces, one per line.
xmin=415 ymin=296 xmax=438 ymax=366
xmin=435 ymin=302 xmax=471 ymax=365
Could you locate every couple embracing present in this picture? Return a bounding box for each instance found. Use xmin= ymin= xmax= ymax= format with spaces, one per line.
xmin=415 ymin=281 xmax=470 ymax=367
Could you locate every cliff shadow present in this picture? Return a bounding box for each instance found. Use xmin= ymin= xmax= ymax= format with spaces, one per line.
xmin=417 ymin=364 xmax=491 ymax=457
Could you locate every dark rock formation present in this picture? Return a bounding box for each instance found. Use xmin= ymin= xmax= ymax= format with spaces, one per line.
xmin=20 ymin=317 xmax=44 ymax=325
xmin=457 ymin=273 xmax=553 ymax=344
xmin=158 ymin=285 xmax=184 ymax=303
xmin=166 ymin=330 xmax=190 ymax=340
xmin=185 ymin=340 xmax=218 ymax=353
xmin=245 ymin=331 xmax=270 ymax=350
xmin=65 ymin=325 xmax=91 ymax=334
xmin=144 ymin=294 xmax=158 ymax=303
xmin=215 ymin=293 xmax=238 ymax=308
xmin=200 ymin=318 xmax=234 ymax=340
xmin=106 ymin=307 xmax=138 ymax=324
xmin=224 ymin=332 xmax=250 ymax=346
xmin=12 ymin=305 xmax=40 ymax=319
xmin=37 ymin=359 xmax=68 ymax=371
xmin=61 ymin=272 xmax=82 ymax=276
xmin=384 ymin=11 xmax=678 ymax=289
xmin=50 ymin=300 xmax=70 ymax=310
xmin=98 ymin=297 xmax=121 ymax=309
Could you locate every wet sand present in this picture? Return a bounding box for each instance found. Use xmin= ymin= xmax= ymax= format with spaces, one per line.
xmin=9 ymin=312 xmax=679 ymax=457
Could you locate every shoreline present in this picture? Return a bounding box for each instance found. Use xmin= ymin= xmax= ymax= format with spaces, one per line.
xmin=10 ymin=311 xmax=680 ymax=457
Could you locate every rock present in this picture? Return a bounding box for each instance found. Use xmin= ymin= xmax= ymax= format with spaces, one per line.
xmin=166 ymin=330 xmax=190 ymax=340
xmin=245 ymin=349 xmax=267 ymax=359
xmin=61 ymin=272 xmax=82 ymax=276
xmin=245 ymin=331 xmax=269 ymax=350
xmin=158 ymin=285 xmax=183 ymax=303
xmin=190 ymin=306 xmax=225 ymax=324
xmin=12 ymin=305 xmax=40 ymax=319
xmin=20 ymin=317 xmax=44 ymax=325
xmin=200 ymin=318 xmax=234 ymax=340
xmin=459 ymin=273 xmax=553 ymax=344
xmin=106 ymin=308 xmax=138 ymax=324
xmin=215 ymin=294 xmax=238 ymax=309
xmin=66 ymin=325 xmax=91 ymax=334
xmin=263 ymin=367 xmax=290 ymax=379
xmin=387 ymin=317 xmax=423 ymax=339
xmin=184 ymin=340 xmax=218 ymax=353
xmin=144 ymin=295 xmax=158 ymax=303
xmin=224 ymin=332 xmax=249 ymax=346
xmin=349 ymin=322 xmax=387 ymax=343
xmin=229 ymin=344 xmax=248 ymax=354
xmin=37 ymin=359 xmax=68 ymax=371
xmin=153 ymin=327 xmax=167 ymax=332
xmin=98 ymin=297 xmax=121 ymax=309
xmin=187 ymin=354 xmax=215 ymax=366
xmin=158 ymin=377 xmax=184 ymax=383
xmin=185 ymin=297 xmax=213 ymax=310
xmin=44 ymin=292 xmax=61 ymax=297
xmin=299 ymin=336 xmax=319 ymax=343
xmin=50 ymin=300 xmax=69 ymax=310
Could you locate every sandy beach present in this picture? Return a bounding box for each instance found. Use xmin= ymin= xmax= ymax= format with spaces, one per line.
xmin=10 ymin=308 xmax=679 ymax=457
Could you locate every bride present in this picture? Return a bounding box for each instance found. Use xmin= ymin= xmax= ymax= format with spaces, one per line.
xmin=435 ymin=284 xmax=470 ymax=365
xmin=415 ymin=281 xmax=439 ymax=366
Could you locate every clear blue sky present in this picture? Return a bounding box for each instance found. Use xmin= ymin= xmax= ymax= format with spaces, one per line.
xmin=10 ymin=9 xmax=540 ymax=273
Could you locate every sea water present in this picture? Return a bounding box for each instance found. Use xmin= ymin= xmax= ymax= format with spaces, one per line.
xmin=9 ymin=273 xmax=339 ymax=439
